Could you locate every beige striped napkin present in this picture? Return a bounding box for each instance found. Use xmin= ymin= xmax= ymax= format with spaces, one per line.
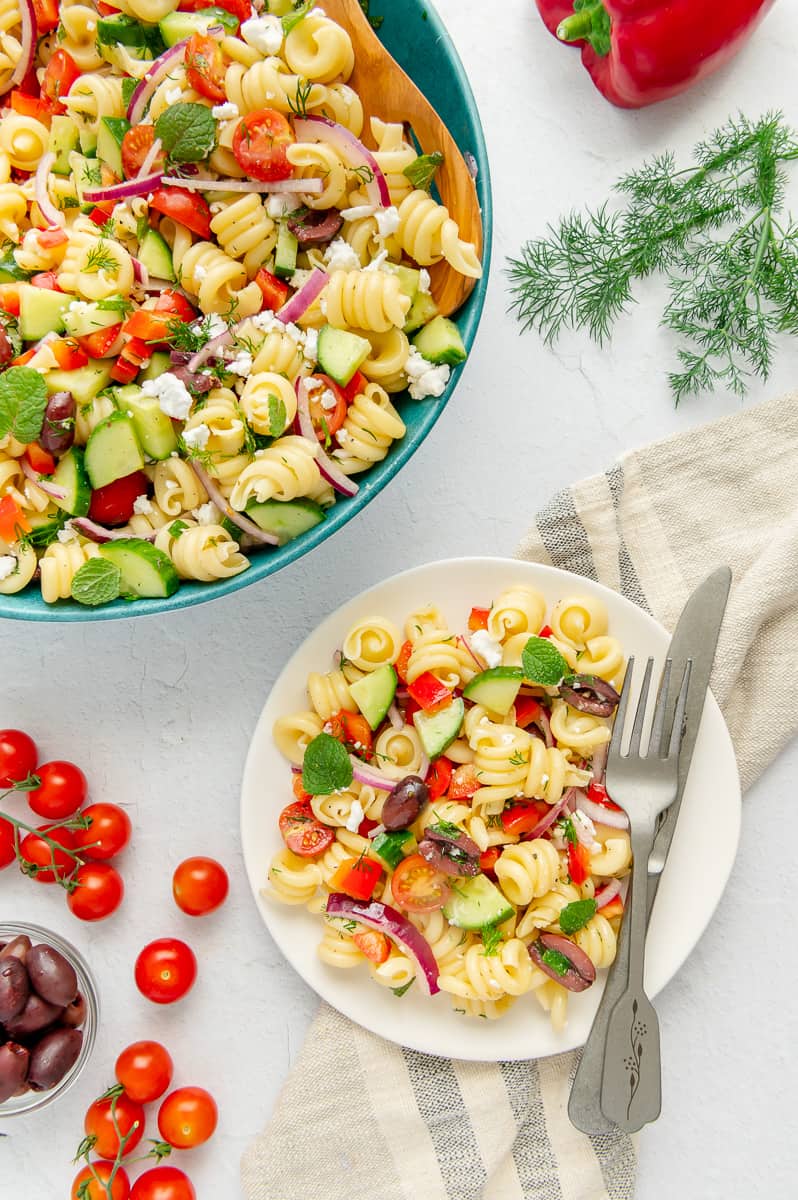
xmin=242 ymin=392 xmax=798 ymax=1200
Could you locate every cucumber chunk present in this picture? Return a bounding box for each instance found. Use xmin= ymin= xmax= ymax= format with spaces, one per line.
xmin=62 ymin=301 xmax=123 ymax=341
xmin=316 ymin=325 xmax=371 ymax=386
xmin=139 ymin=351 xmax=171 ymax=383
xmin=45 ymin=364 xmax=113 ymax=408
xmin=442 ymin=875 xmax=515 ymax=931
xmin=413 ymin=697 xmax=465 ymax=761
xmin=116 ymin=386 xmax=178 ymax=460
xmin=48 ymin=115 xmax=80 ymax=176
xmin=96 ymin=14 xmax=166 ymax=56
xmin=98 ymin=538 xmax=179 ymax=599
xmin=138 ymin=229 xmax=175 ymax=282
xmin=412 ymin=315 xmax=467 ymax=366
xmin=463 ymin=667 xmax=524 ymax=717
xmin=51 ymin=448 xmax=91 ymax=517
xmin=349 ymin=664 xmax=397 ymax=731
xmin=274 ymin=223 xmax=298 ymax=278
xmin=403 ymin=290 xmax=439 ymax=335
xmin=18 ymin=285 xmax=71 ymax=341
xmin=393 ymin=265 xmax=420 ymax=303
xmin=159 ymin=7 xmax=238 ymax=45
xmin=96 ymin=117 xmax=130 ymax=179
xmin=371 ymin=829 xmax=414 ymax=870
xmin=85 ymin=413 xmax=144 ymax=489
xmin=245 ymin=497 xmax=325 ymax=543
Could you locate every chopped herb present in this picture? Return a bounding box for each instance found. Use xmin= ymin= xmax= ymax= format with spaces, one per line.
xmin=403 ymin=151 xmax=444 ymax=191
xmin=0 ymin=366 xmax=47 ymax=443
xmin=84 ymin=241 xmax=119 ymax=275
xmin=481 ymin=923 xmax=502 ymax=957
xmin=155 ymin=102 xmax=216 ymax=165
xmin=168 ymin=520 xmax=189 ymax=538
xmin=540 ymin=947 xmax=573 ymax=977
xmin=359 ymin=0 xmax=384 ymax=30
xmin=427 ymin=816 xmax=462 ymax=839
xmin=302 ymin=732 xmax=353 ymax=796
xmin=521 ymin=636 xmax=568 ymax=686
xmin=558 ymin=898 xmax=598 ymax=935
xmin=288 ymin=78 xmax=314 ymax=119
xmin=391 ymin=978 xmax=415 ymax=997
xmin=70 ymin=559 xmax=122 ymax=607
xmin=282 ymin=0 xmax=315 ymax=36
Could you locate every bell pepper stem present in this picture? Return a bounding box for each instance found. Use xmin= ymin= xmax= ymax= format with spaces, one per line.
xmin=557 ymin=2 xmax=612 ymax=57
xmin=557 ymin=11 xmax=596 ymax=43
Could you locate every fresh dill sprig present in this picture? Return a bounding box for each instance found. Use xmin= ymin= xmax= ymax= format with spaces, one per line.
xmin=84 ymin=240 xmax=119 ymax=275
xmin=288 ymin=78 xmax=314 ymax=119
xmin=507 ymin=111 xmax=798 ymax=402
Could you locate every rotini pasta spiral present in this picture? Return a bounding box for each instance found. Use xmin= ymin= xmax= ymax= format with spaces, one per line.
xmin=372 ymin=725 xmax=424 ymax=780
xmin=227 ymin=436 xmax=321 ymax=511
xmin=317 ymin=921 xmax=365 ymax=968
xmin=549 ymin=699 xmax=611 ymax=755
xmin=573 ymin=913 xmax=617 ymax=969
xmin=183 ymin=389 xmax=246 ymax=456
xmin=333 ymin=383 xmax=406 ymax=475
xmin=283 ymin=14 xmax=354 ymax=83
xmin=550 ymin=596 xmax=609 ymax=648
xmin=155 ymin=522 xmax=249 ymax=582
xmin=0 ymin=539 xmax=37 ymax=594
xmin=40 ymin=541 xmax=101 ymax=604
xmin=341 ymin=615 xmax=402 ymax=671
xmin=407 ymin=628 xmax=474 ymax=690
xmin=0 ymin=113 xmax=50 ymax=172
xmin=238 ymin=372 xmax=296 ymax=437
xmin=324 ymin=269 xmax=410 ymax=333
xmin=209 ymin=194 xmax=276 ymax=277
xmin=307 ymin=668 xmax=358 ymax=721
xmin=495 ymin=840 xmax=562 ymax=907
xmin=397 ymin=189 xmax=482 ymax=278
xmin=272 ymin=711 xmax=323 ymax=765
xmin=438 ymin=939 xmax=536 ymax=1002
xmin=287 ymin=142 xmax=349 ymax=209
xmin=64 ymin=75 xmax=124 ymax=132
xmin=177 ymin=241 xmax=262 ymax=317
xmin=265 ymin=847 xmax=321 ymax=905
xmin=152 ymin=458 xmax=207 ymax=517
xmin=58 ymin=232 xmax=134 ymax=300
xmin=0 ymin=181 xmax=27 ymax=242
xmin=589 ymin=831 xmax=632 ymax=877
xmin=358 ymin=330 xmax=410 ymax=393
xmin=487 ymin=585 xmax=547 ymax=643
xmin=59 ymin=6 xmax=105 ymax=70
xmin=516 ymin=881 xmax=583 ymax=938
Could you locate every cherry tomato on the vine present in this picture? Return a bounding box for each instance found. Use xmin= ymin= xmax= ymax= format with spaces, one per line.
xmin=115 ymin=1040 xmax=173 ymax=1104
xmin=0 ymin=729 xmax=37 ymax=787
xmin=135 ymin=938 xmax=197 ymax=1004
xmin=130 ymin=1166 xmax=196 ymax=1200
xmin=172 ymin=857 xmax=229 ymax=916
xmin=27 ymin=760 xmax=87 ymax=820
xmin=84 ymin=1092 xmax=145 ymax=1160
xmin=71 ymin=1160 xmax=130 ymax=1200
xmin=19 ymin=824 xmax=76 ymax=883
xmin=67 ymin=862 xmax=125 ymax=921
xmin=73 ymin=803 xmax=132 ymax=860
xmin=158 ymin=1086 xmax=218 ymax=1149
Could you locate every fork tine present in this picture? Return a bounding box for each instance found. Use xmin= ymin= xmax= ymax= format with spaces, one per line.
xmin=648 ymin=658 xmax=672 ymax=758
xmin=627 ymin=656 xmax=655 ymax=758
xmin=608 ymin=654 xmax=635 ymax=759
xmin=667 ymin=659 xmax=693 ymax=759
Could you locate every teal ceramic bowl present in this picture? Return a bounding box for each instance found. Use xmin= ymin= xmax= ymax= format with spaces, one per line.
xmin=3 ymin=0 xmax=491 ymax=622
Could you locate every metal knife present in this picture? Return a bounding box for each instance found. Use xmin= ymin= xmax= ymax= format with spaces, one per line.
xmin=567 ymin=566 xmax=731 ymax=1135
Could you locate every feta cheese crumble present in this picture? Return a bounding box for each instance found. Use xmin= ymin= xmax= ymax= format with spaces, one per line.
xmin=165 ymin=87 xmax=182 ymax=105
xmin=193 ymin=263 xmax=207 ymax=282
xmin=572 ymin=809 xmax=598 ymax=845
xmin=265 ymin=193 xmax=297 ymax=221
xmin=193 ymin=502 xmax=218 ymax=525
xmin=470 ymin=629 xmax=503 ymax=668
xmin=141 ymin=372 xmax=193 ymax=421
xmin=340 ymin=204 xmax=377 ymax=222
xmin=0 ymin=555 xmax=17 ymax=581
xmin=345 ymin=799 xmax=365 ymax=834
xmin=182 ymin=422 xmax=210 ymax=450
xmin=240 ymin=14 xmax=283 ymax=56
xmin=323 ymin=238 xmax=361 ymax=273
xmin=404 ymin=346 xmax=451 ymax=400
xmin=211 ymin=102 xmax=239 ymax=120
xmin=418 ymin=269 xmax=431 ymax=294
xmin=132 ymin=495 xmax=153 ymax=515
xmin=363 ymin=249 xmax=389 ymax=273
xmin=227 ymin=351 xmax=253 ymax=377
xmin=375 ymin=206 xmax=400 ymax=238
xmin=302 ymin=327 xmax=319 ymax=363
xmin=320 ymin=389 xmax=338 ymax=411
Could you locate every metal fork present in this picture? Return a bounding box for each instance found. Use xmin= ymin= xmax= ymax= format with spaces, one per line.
xmin=598 ymin=655 xmax=692 ymax=1132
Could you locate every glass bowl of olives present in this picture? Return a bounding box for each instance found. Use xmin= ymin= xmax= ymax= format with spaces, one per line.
xmin=0 ymin=922 xmax=99 ymax=1116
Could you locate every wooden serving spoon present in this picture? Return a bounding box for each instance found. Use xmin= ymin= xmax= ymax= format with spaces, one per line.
xmin=322 ymin=0 xmax=483 ymax=317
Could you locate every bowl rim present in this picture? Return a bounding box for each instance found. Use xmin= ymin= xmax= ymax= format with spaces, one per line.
xmin=0 ymin=921 xmax=100 ymax=1117
xmin=1 ymin=0 xmax=493 ymax=623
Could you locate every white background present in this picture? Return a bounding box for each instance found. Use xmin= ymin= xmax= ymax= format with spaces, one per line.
xmin=2 ymin=0 xmax=797 ymax=1195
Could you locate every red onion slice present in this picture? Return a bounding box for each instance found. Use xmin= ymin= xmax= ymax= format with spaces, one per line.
xmin=367 ymin=823 xmax=385 ymax=839
xmin=187 ymin=460 xmax=279 ymax=546
xmin=276 ymin=267 xmax=328 ymax=325
xmin=591 ymin=740 xmax=609 ymax=785
xmin=20 ymin=458 xmax=67 ymax=501
xmin=127 ymin=40 xmax=190 ymax=124
xmin=34 ymin=154 xmax=65 ymax=229
xmin=457 ymin=635 xmax=483 ymax=671
xmin=350 ymin=757 xmax=397 ymax=792
xmin=292 ymin=116 xmax=390 ymax=208
xmin=136 ymin=137 xmax=162 ymax=181
xmin=325 ymin=893 xmax=440 ymax=995
xmin=187 ymin=325 xmax=235 ymax=373
xmin=160 ymin=176 xmax=322 ymax=194
xmin=6 ymin=0 xmax=35 ymax=95
xmin=72 ymin=518 xmax=146 ymax=543
xmin=83 ymin=173 xmax=163 ymax=204
xmin=594 ymin=879 xmax=622 ymax=909
xmin=295 ymin=377 xmax=359 ymax=499
xmin=518 ymin=786 xmax=576 ymax=842
xmin=387 ymin=702 xmax=403 ymax=730
xmin=576 ymin=796 xmax=629 ymax=831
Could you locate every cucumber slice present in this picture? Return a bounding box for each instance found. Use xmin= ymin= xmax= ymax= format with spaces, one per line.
xmin=18 ymin=285 xmax=71 ymax=341
xmin=159 ymin=7 xmax=238 ymax=45
xmin=96 ymin=117 xmax=130 ymax=179
xmin=274 ymin=223 xmax=298 ymax=278
xmin=413 ymin=697 xmax=465 ymax=761
xmin=0 ymin=254 xmax=31 ymax=283
xmin=245 ymin=497 xmax=325 ymax=543
xmin=79 ymin=126 xmax=98 ymax=156
xmin=371 ymin=829 xmax=414 ymax=870
xmin=412 ymin=315 xmax=467 ymax=366
xmin=51 ymin=448 xmax=91 ymax=517
xmin=442 ymin=875 xmax=514 ymax=931
xmin=96 ymin=14 xmax=166 ymax=56
xmin=117 ymin=387 xmax=179 ymax=460
xmin=25 ymin=510 xmax=66 ymax=547
xmin=69 ymin=152 xmax=103 ymax=205
xmin=85 ymin=413 xmax=145 ymax=489
xmin=393 ymin=265 xmax=420 ymax=303
xmin=138 ymin=229 xmax=175 ymax=282
xmin=349 ymin=663 xmax=397 ymax=731
xmin=48 ymin=115 xmax=80 ymax=176
xmin=45 ymin=364 xmax=113 ymax=407
xmin=463 ymin=667 xmax=524 ymax=717
xmin=403 ymin=290 xmax=439 ymax=335
xmin=316 ymin=325 xmax=371 ymax=386
xmin=98 ymin=538 xmax=179 ymax=599
xmin=62 ymin=301 xmax=122 ymax=341
xmin=138 ymin=351 xmax=171 ymax=383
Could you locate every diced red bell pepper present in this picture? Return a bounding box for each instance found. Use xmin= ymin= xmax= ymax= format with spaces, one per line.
xmin=326 ymin=709 xmax=373 ymax=756
xmin=76 ymin=323 xmax=122 ymax=360
xmin=24 ymin=444 xmax=56 ymax=475
xmin=426 ymin=756 xmax=452 ymax=800
xmin=448 ymin=764 xmax=480 ymax=800
xmin=292 ymin=776 xmax=312 ymax=804
xmin=255 ymin=267 xmax=290 ymax=313
xmin=33 ymin=0 xmax=60 ymax=34
xmin=514 ymin=696 xmax=543 ymax=729
xmin=88 ymin=205 xmax=114 ymax=227
xmin=329 ymin=856 xmax=383 ymax=901
xmin=153 ymin=289 xmax=197 ymax=323
xmin=12 ymin=348 xmax=36 ymax=366
xmin=110 ymin=336 xmax=151 ymax=383
xmin=10 ymin=91 xmax=52 ymax=122
xmin=567 ymin=840 xmax=592 ymax=885
xmin=357 ymin=816 xmax=380 ymax=838
xmin=341 ymin=369 xmax=368 ymax=404
xmin=538 ymin=625 xmax=554 ymax=638
xmin=468 ymin=606 xmax=491 ymax=631
xmin=404 ymin=697 xmax=421 ymax=726
xmin=51 ymin=338 xmax=88 ymax=371
xmin=123 ymin=309 xmax=173 ymax=345
xmin=501 ymin=801 xmax=549 ymax=835
xmin=479 ymin=846 xmax=501 ymax=877
xmin=37 ymin=227 xmax=68 ymax=249
xmin=0 ymin=496 xmax=31 ymax=542
xmin=353 ymin=928 xmax=390 ymax=963
xmin=586 ymin=779 xmax=623 ymax=813
xmin=601 ymin=896 xmax=624 ymax=920
xmin=407 ymin=671 xmax=452 ymax=713
xmin=395 ymin=639 xmax=412 ymax=683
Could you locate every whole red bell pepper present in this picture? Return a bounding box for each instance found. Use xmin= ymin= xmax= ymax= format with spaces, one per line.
xmin=535 ymin=0 xmax=776 ymax=108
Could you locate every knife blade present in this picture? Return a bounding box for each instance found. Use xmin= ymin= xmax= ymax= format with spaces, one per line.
xmin=567 ymin=566 xmax=731 ymax=1135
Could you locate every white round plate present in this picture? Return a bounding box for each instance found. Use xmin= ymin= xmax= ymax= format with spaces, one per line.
xmin=241 ymin=557 xmax=740 ymax=1061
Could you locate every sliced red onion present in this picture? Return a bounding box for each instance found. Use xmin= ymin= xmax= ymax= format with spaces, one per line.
xmin=292 ymin=116 xmax=390 ymax=208
xmin=127 ymin=40 xmax=189 ymax=125
xmin=276 ymin=267 xmax=328 ymax=325
xmin=20 ymin=458 xmax=66 ymax=501
xmin=349 ymin=756 xmax=396 ymax=792
xmin=5 ymin=0 xmax=35 ymax=95
xmin=577 ymin=796 xmax=629 ymax=831
xmin=387 ymin=702 xmax=403 ymax=730
xmin=528 ymin=932 xmax=596 ymax=992
xmin=591 ymin=740 xmax=609 ymax=785
xmin=325 ymin=893 xmax=440 ymax=995
xmin=367 ymin=823 xmax=385 ymax=839
xmin=160 ymin=176 xmax=322 ymax=194
xmin=571 ymin=803 xmax=596 ymax=847
xmin=34 ymin=154 xmax=65 ymax=229
xmin=295 ymin=377 xmax=359 ymax=499
xmin=72 ymin=518 xmax=142 ymax=543
xmin=83 ymin=173 xmax=162 ymax=204
xmin=457 ymin=635 xmax=483 ymax=672
xmin=518 ymin=787 xmax=575 ymax=842
xmin=187 ymin=460 xmax=279 ymax=546
xmin=136 ymin=137 xmax=162 ymax=181
xmin=594 ymin=879 xmax=622 ymax=909
xmin=187 ymin=325 xmax=234 ymax=373
xmin=132 ymin=258 xmax=149 ymax=287
xmin=526 ymin=703 xmax=554 ymax=748
xmin=417 ymin=751 xmax=430 ymax=782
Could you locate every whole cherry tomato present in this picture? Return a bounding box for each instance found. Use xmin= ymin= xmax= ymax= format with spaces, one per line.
xmin=19 ymin=824 xmax=76 ymax=883
xmin=158 ymin=1086 xmax=218 ymax=1149
xmin=67 ymin=862 xmax=125 ymax=921
xmin=130 ymin=1166 xmax=195 ymax=1200
xmin=71 ymin=1160 xmax=130 ymax=1200
xmin=73 ymin=803 xmax=132 ymax=860
xmin=0 ymin=816 xmax=15 ymax=869
xmin=27 ymin=760 xmax=87 ymax=819
xmin=172 ymin=857 xmax=229 ymax=916
xmin=135 ymin=939 xmax=197 ymax=1004
xmin=84 ymin=1091 xmax=145 ymax=1159
xmin=115 ymin=1040 xmax=173 ymax=1104
xmin=0 ymin=729 xmax=37 ymax=787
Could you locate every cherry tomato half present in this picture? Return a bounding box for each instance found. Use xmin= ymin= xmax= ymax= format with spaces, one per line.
xmin=153 ymin=289 xmax=196 ymax=323
xmin=19 ymin=824 xmax=75 ymax=883
xmin=67 ymin=862 xmax=125 ymax=921
xmin=172 ymin=856 xmax=229 ymax=916
xmin=391 ymin=853 xmax=451 ymax=913
xmin=148 ymin=187 xmax=212 ymax=239
xmin=84 ymin=1092 xmax=145 ymax=1160
xmin=185 ymin=34 xmax=227 ymax=103
xmin=71 ymin=1160 xmax=130 ymax=1200
xmin=72 ymin=803 xmax=132 ymax=860
xmin=88 ymin=470 xmax=150 ymax=526
xmin=326 ymin=708 xmax=372 ymax=755
xmin=40 ymin=50 xmax=79 ymax=115
xmin=158 ymin=1086 xmax=218 ymax=1149
xmin=115 ymin=1040 xmax=173 ymax=1104
xmin=135 ymin=938 xmax=197 ymax=1004
xmin=426 ymin=757 xmax=452 ymax=801
xmin=121 ymin=125 xmax=164 ymax=180
xmin=27 ymin=759 xmax=87 ymax=819
xmin=278 ymin=799 xmax=334 ymax=858
xmin=0 ymin=729 xmax=37 ymax=787
xmin=305 ymin=374 xmax=347 ymax=443
xmin=353 ymin=928 xmax=390 ymax=963
xmin=130 ymin=1166 xmax=196 ymax=1200
xmin=76 ymin=323 xmax=123 ymax=360
xmin=232 ymin=108 xmax=294 ymax=182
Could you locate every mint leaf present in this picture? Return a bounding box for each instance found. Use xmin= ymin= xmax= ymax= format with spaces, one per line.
xmin=302 ymin=732 xmax=353 ymax=795
xmin=521 ymin=636 xmax=568 ymax=685
xmin=391 ymin=977 xmax=415 ymax=997
xmin=168 ymin=520 xmax=188 ymax=538
xmin=282 ymin=0 xmax=315 ymax=35
xmin=268 ymin=393 xmax=286 ymax=436
xmin=481 ymin=923 xmax=502 ymax=957
xmin=541 ymin=947 xmax=573 ymax=977
xmin=0 ymin=366 xmax=48 ymax=443
xmin=403 ymin=151 xmax=444 ymax=192
xmin=558 ymin=898 xmax=598 ymax=935
xmin=71 ymin=559 xmax=121 ymax=606
xmin=155 ymin=103 xmax=216 ymax=164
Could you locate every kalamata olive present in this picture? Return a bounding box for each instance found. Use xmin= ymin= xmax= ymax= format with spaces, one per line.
xmin=0 ymin=1042 xmax=30 ymax=1102
xmin=0 ymin=935 xmax=31 ymax=962
xmin=39 ymin=391 xmax=75 ymax=455
xmin=0 ymin=323 xmax=13 ymax=367
xmin=418 ymin=828 xmax=481 ymax=877
xmin=287 ymin=208 xmax=344 ymax=245
xmin=25 ymin=944 xmax=78 ymax=1008
xmin=4 ymin=992 xmax=63 ymax=1038
xmin=381 ymin=775 xmax=430 ymax=831
xmin=0 ymin=957 xmax=30 ymax=1023
xmin=61 ymin=992 xmax=86 ymax=1028
xmin=528 ymin=932 xmax=597 ymax=993
xmin=558 ymin=674 xmax=620 ymax=717
xmin=27 ymin=1027 xmax=83 ymax=1091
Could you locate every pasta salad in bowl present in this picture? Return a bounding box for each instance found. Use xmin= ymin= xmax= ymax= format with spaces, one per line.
xmin=241 ymin=558 xmax=741 ymax=1061
xmin=0 ymin=0 xmax=490 ymax=619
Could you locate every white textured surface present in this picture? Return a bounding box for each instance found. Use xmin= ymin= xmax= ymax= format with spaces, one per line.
xmin=2 ymin=1 xmax=797 ymax=1194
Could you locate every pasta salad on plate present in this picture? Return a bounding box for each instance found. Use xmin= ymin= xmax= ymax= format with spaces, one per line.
xmin=266 ymin=584 xmax=632 ymax=1031
xmin=0 ymin=0 xmax=481 ymax=607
